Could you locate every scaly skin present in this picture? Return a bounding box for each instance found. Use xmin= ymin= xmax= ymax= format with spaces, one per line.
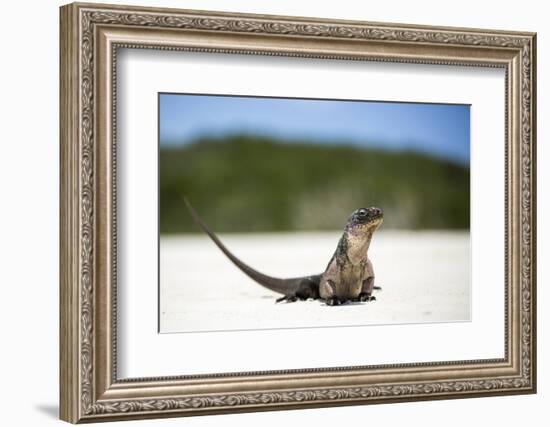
xmin=184 ymin=198 xmax=383 ymax=306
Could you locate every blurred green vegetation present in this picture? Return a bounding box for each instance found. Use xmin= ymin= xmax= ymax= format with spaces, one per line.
xmin=160 ymin=135 xmax=469 ymax=233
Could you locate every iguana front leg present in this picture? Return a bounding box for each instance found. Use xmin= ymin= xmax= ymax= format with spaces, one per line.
xmin=357 ymin=258 xmax=377 ymax=302
xmin=357 ymin=277 xmax=376 ymax=301
xmin=320 ymin=279 xmax=342 ymax=306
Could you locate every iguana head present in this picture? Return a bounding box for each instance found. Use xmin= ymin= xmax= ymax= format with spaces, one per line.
xmin=348 ymin=207 xmax=383 ymax=232
xmin=339 ymin=207 xmax=383 ymax=264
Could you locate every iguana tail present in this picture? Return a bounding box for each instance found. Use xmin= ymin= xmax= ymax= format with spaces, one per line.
xmin=183 ymin=197 xmax=321 ymax=298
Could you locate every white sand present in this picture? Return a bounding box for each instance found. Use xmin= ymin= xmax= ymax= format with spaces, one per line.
xmin=160 ymin=231 xmax=470 ymax=333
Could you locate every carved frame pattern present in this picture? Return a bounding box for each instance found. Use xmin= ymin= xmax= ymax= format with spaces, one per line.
xmin=60 ymin=2 xmax=536 ymax=423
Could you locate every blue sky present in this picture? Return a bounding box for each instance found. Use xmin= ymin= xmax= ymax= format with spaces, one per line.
xmin=159 ymin=93 xmax=470 ymax=165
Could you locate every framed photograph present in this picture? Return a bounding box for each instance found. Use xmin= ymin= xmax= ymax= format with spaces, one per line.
xmin=60 ymin=2 xmax=537 ymax=423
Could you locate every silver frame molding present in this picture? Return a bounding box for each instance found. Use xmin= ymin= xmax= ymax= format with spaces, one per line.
xmin=60 ymin=2 xmax=536 ymax=423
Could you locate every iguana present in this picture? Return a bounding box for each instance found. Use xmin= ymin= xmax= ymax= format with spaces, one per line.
xmin=184 ymin=198 xmax=383 ymax=306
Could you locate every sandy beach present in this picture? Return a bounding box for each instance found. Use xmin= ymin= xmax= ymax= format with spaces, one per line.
xmin=159 ymin=230 xmax=470 ymax=333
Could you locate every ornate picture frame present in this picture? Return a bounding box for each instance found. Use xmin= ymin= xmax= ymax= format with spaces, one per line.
xmin=60 ymin=2 xmax=536 ymax=423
